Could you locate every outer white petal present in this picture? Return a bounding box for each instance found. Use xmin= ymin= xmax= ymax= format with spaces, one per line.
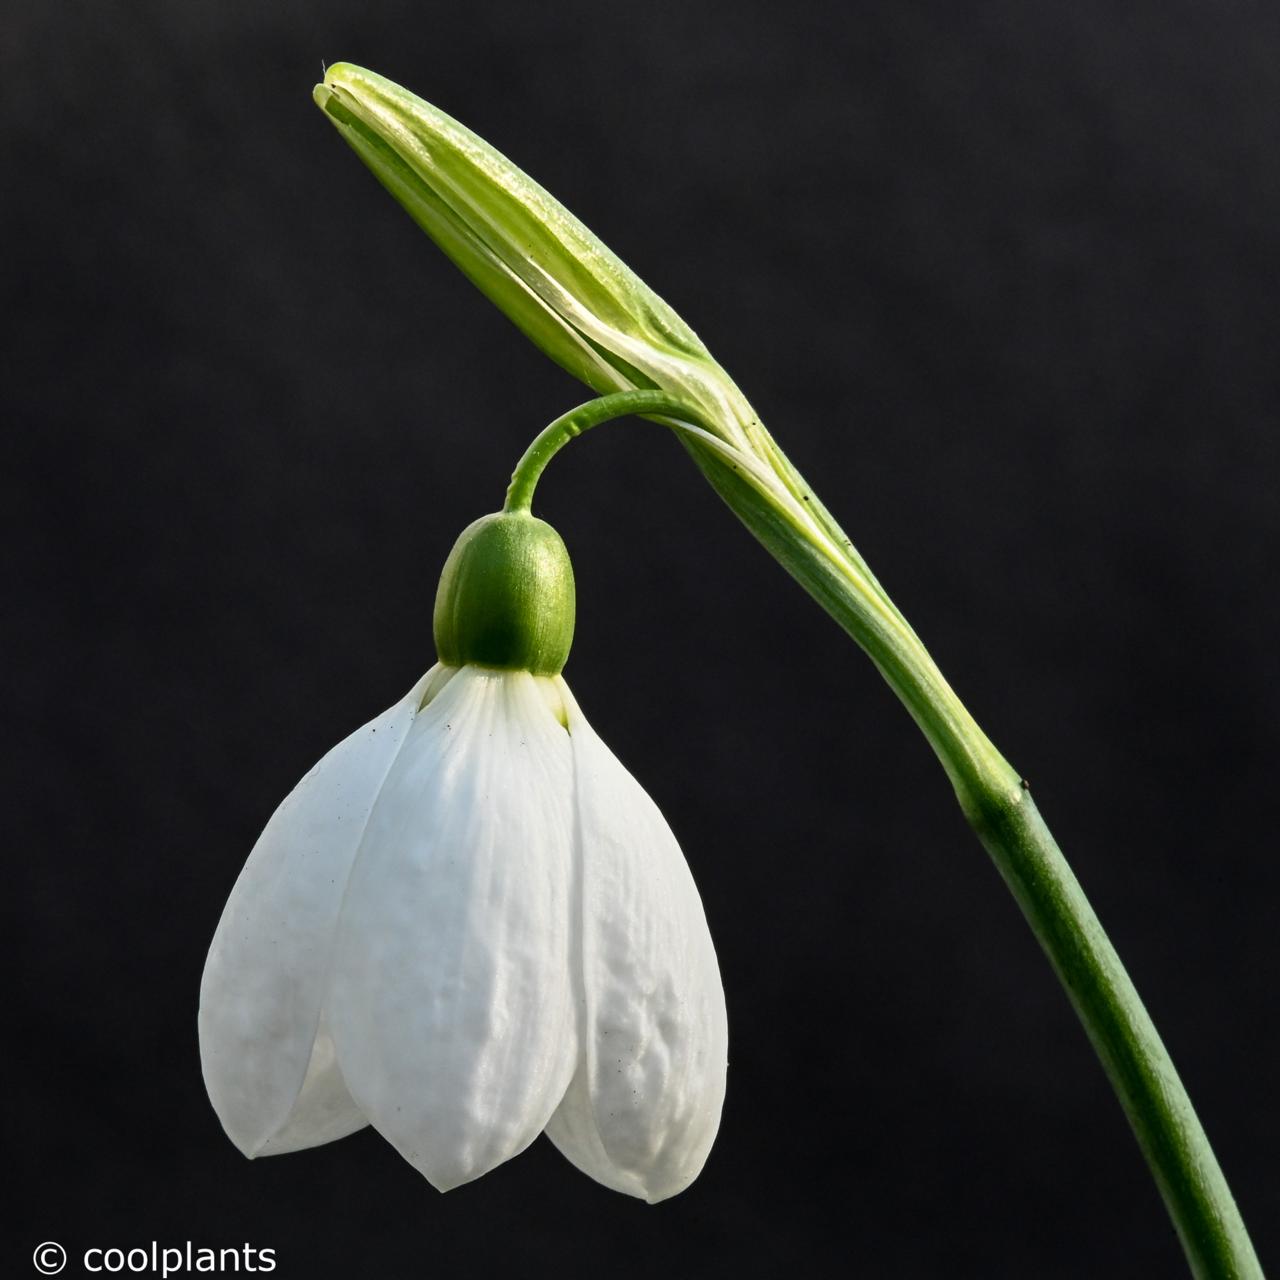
xmin=198 ymin=670 xmax=436 ymax=1157
xmin=545 ymin=680 xmax=729 ymax=1203
xmin=328 ymin=667 xmax=578 ymax=1192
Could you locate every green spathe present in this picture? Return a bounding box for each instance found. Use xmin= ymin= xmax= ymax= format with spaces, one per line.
xmin=433 ymin=512 xmax=575 ymax=675
xmin=312 ymin=63 xmax=733 ymax=424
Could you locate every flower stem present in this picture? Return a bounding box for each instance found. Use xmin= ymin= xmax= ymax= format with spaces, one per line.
xmin=771 ymin=495 xmax=1263 ymax=1279
xmin=503 ymin=389 xmax=751 ymax=514
xmin=518 ymin=391 xmax=1263 ymax=1280
xmin=964 ymin=789 xmax=1262 ymax=1280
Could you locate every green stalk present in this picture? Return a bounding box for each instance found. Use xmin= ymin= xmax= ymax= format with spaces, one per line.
xmin=509 ymin=391 xmax=1262 ymax=1280
xmin=710 ymin=459 xmax=1259 ymax=1278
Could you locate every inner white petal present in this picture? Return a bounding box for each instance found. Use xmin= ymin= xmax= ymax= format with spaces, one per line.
xmin=255 ymin=1015 xmax=366 ymax=1155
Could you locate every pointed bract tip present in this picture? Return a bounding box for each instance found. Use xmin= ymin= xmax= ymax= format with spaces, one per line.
xmin=312 ymin=63 xmax=367 ymax=115
xmin=320 ymin=61 xmax=360 ymax=88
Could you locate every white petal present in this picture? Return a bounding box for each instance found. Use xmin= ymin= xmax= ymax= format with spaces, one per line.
xmin=328 ymin=667 xmax=578 ymax=1192
xmin=545 ymin=680 xmax=729 ymax=1203
xmin=198 ymin=670 xmax=436 ymax=1156
xmin=255 ymin=1016 xmax=365 ymax=1155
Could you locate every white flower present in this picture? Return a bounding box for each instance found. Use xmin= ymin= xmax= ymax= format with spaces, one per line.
xmin=199 ymin=662 xmax=728 ymax=1203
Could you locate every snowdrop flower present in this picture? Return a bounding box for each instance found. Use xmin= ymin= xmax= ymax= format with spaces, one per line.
xmin=200 ymin=512 xmax=728 ymax=1202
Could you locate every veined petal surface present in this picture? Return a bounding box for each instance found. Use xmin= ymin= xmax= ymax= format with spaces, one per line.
xmin=198 ymin=670 xmax=434 ymax=1156
xmin=329 ymin=667 xmax=578 ymax=1191
xmin=546 ymin=681 xmax=728 ymax=1203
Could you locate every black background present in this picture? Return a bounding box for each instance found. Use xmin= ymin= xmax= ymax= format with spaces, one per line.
xmin=9 ymin=1 xmax=1279 ymax=1276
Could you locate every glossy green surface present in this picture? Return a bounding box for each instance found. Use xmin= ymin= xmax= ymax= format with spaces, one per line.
xmin=433 ymin=512 xmax=575 ymax=675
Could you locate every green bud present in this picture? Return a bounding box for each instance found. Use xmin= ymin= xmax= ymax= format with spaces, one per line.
xmin=432 ymin=512 xmax=575 ymax=675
